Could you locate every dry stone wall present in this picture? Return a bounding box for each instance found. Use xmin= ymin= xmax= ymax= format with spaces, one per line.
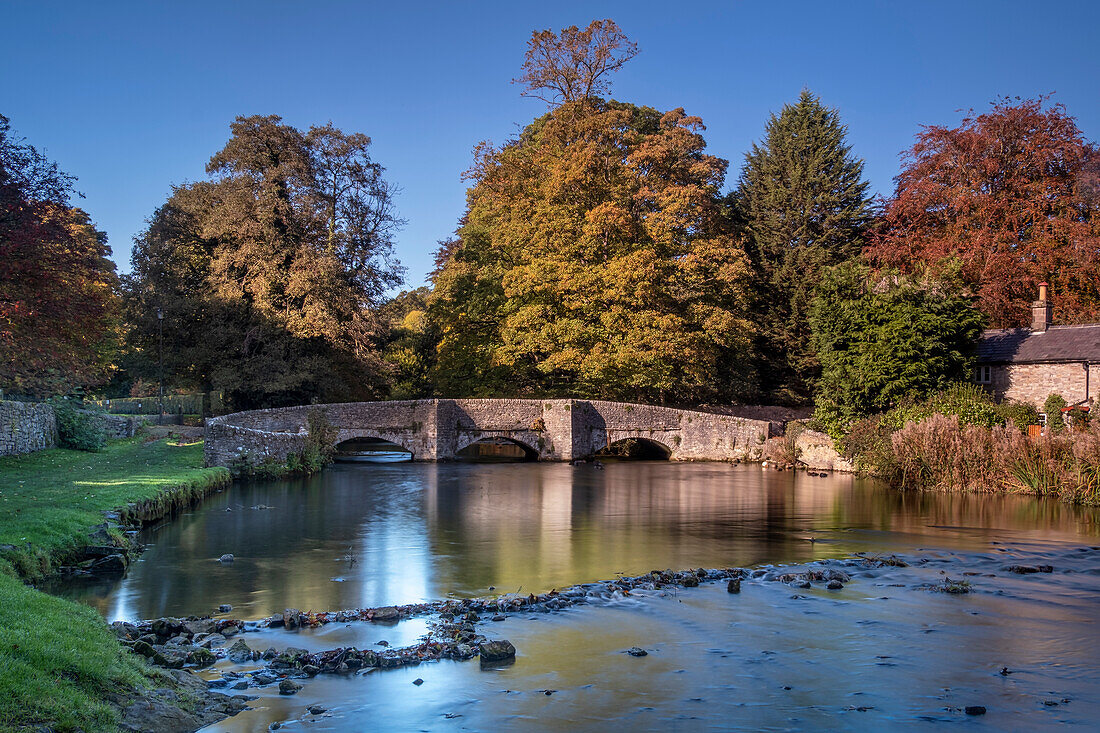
xmin=205 ymin=399 xmax=772 ymax=469
xmin=0 ymin=401 xmax=57 ymax=456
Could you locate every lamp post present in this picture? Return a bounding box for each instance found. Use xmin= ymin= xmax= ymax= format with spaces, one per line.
xmin=157 ymin=308 xmax=164 ymax=425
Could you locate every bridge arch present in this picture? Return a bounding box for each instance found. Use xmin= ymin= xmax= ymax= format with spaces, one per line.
xmin=598 ymin=436 xmax=673 ymax=460
xmin=334 ymin=430 xmax=418 ymax=458
xmin=454 ymin=433 xmax=540 ymax=461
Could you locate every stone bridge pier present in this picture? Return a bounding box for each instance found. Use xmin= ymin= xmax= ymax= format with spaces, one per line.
xmin=204 ymin=399 xmax=772 ymax=468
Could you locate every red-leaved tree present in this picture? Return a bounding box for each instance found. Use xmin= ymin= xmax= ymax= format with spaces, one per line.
xmin=869 ymin=98 xmax=1100 ymax=327
xmin=0 ymin=115 xmax=118 ymax=397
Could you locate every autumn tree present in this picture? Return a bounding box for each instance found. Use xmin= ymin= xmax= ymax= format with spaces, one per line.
xmin=123 ymin=115 xmax=403 ymax=409
xmin=432 ymin=26 xmax=755 ymax=402
xmin=0 ymin=114 xmax=118 ymax=397
xmin=869 ymin=97 xmax=1100 ymax=327
xmin=513 ymin=19 xmax=638 ymax=106
xmin=736 ymin=90 xmax=873 ymax=404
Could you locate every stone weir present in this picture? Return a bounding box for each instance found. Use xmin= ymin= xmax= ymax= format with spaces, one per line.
xmin=203 ymin=399 xmax=773 ymax=469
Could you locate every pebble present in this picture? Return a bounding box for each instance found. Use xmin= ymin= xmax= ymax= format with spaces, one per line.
xmin=218 ymin=554 xmax=234 ymax=563
xmin=964 ymin=706 xmax=986 ymax=716
xmin=307 ymin=705 xmax=327 ymax=715
xmin=627 ymin=647 xmax=648 ymax=657
xmin=413 ymin=678 xmax=424 ymax=686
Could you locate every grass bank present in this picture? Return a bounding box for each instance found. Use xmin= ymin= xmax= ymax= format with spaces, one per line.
xmin=0 ymin=438 xmax=231 ymax=732
xmin=0 ymin=437 xmax=230 ymax=579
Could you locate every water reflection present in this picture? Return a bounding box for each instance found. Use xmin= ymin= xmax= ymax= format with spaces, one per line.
xmin=52 ymin=462 xmax=1100 ymax=621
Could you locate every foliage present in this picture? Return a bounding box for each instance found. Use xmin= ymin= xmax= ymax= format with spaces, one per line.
xmin=513 ymin=19 xmax=638 ymax=106
xmin=301 ymin=408 xmax=338 ymax=472
xmin=736 ymin=90 xmax=873 ymax=402
xmin=379 ymin=287 xmax=438 ymax=399
xmin=432 ymin=31 xmax=756 ymax=403
xmin=881 ymin=414 xmax=1100 ymax=505
xmin=763 ymin=422 xmax=803 ymax=465
xmin=50 ymin=400 xmax=107 ymax=452
xmin=810 ymin=262 xmax=986 ymax=432
xmin=869 ymin=97 xmax=1100 ymax=327
xmin=122 ymin=115 xmax=404 ymax=411
xmin=834 ymin=384 xmax=1038 ymax=467
xmin=0 ymin=114 xmax=119 ymax=397
xmin=1044 ymin=393 xmax=1068 ymax=432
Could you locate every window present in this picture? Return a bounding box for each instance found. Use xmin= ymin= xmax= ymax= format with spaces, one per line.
xmin=974 ymin=365 xmax=992 ymax=384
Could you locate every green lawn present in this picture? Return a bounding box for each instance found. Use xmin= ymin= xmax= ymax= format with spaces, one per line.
xmin=0 ymin=438 xmax=229 ymax=579
xmin=0 ymin=438 xmax=231 ymax=732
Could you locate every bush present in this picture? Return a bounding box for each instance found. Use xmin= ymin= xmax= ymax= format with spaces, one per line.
xmin=50 ymin=402 xmax=106 ymax=452
xmin=1044 ymin=393 xmax=1067 ymax=433
xmin=994 ymin=401 xmax=1041 ymax=431
xmin=763 ymin=422 xmax=803 ymax=465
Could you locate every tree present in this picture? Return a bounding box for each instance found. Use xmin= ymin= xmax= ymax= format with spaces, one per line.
xmin=0 ymin=114 xmax=118 ymax=397
xmin=810 ymin=261 xmax=986 ymax=430
xmin=431 ymin=92 xmax=756 ymax=402
xmin=123 ymin=115 xmax=403 ymax=409
xmin=736 ymin=90 xmax=873 ymax=403
xmin=513 ymin=19 xmax=638 ymax=106
xmin=378 ymin=287 xmax=438 ymax=399
xmin=869 ymin=97 xmax=1100 ymax=327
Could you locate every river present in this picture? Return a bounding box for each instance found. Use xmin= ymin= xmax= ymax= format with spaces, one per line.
xmin=57 ymin=461 xmax=1100 ymax=730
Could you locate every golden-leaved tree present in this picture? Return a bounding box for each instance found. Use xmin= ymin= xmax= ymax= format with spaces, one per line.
xmin=430 ymin=21 xmax=756 ymax=403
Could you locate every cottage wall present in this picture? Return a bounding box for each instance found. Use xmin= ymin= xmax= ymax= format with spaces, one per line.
xmin=991 ymin=362 xmax=1100 ymax=407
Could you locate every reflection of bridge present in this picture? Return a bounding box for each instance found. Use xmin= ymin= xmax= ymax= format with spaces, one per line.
xmin=204 ymin=399 xmax=772 ymax=468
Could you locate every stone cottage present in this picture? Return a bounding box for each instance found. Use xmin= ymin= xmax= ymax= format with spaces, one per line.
xmin=975 ymin=283 xmax=1100 ymax=409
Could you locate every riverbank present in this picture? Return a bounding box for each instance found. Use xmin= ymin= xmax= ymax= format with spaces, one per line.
xmin=0 ymin=437 xmax=238 ymax=732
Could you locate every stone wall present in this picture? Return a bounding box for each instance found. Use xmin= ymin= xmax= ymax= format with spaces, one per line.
xmin=204 ymin=399 xmax=773 ymax=468
xmin=0 ymin=400 xmax=57 ymax=456
xmin=794 ymin=429 xmax=855 ymax=472
xmin=990 ymin=362 xmax=1100 ymax=408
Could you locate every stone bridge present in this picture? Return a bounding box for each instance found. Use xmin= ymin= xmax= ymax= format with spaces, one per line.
xmin=204 ymin=399 xmax=773 ymax=468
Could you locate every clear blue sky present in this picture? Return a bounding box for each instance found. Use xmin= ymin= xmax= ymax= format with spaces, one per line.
xmin=4 ymin=1 xmax=1098 ymax=288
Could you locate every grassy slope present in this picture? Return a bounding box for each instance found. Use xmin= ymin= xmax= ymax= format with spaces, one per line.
xmin=0 ymin=439 xmax=230 ymax=732
xmin=0 ymin=438 xmax=228 ymax=578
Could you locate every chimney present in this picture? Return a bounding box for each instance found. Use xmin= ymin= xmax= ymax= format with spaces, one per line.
xmin=1031 ymin=282 xmax=1052 ymax=332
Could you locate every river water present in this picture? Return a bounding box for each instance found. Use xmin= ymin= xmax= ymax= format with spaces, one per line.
xmin=59 ymin=462 xmax=1100 ymax=730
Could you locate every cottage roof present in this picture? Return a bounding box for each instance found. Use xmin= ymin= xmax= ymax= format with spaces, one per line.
xmin=977 ymin=324 xmax=1100 ymax=364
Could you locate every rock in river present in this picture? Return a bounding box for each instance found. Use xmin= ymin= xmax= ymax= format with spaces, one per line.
xmin=227 ymin=639 xmax=253 ymax=663
xmin=727 ymin=577 xmax=741 ymax=593
xmin=279 ymin=679 xmax=302 ymax=695
xmin=478 ymin=640 xmax=516 ymax=662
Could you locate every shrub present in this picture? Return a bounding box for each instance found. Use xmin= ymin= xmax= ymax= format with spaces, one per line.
xmin=50 ymin=401 xmax=106 ymax=452
xmin=763 ymin=423 xmax=803 ymax=465
xmin=1044 ymin=393 xmax=1067 ymax=433
xmin=993 ymin=401 xmax=1041 ymax=431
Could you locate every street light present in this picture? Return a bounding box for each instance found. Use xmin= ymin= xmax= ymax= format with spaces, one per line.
xmin=157 ymin=308 xmax=164 ymax=424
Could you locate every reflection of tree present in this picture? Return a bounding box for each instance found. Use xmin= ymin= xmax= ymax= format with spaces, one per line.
xmin=79 ymin=466 xmax=1099 ymax=621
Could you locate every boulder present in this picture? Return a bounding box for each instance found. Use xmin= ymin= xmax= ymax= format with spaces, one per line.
xmin=478 ymin=640 xmax=516 ymax=662
xmin=282 ymin=609 xmax=301 ymax=630
xmin=227 ymin=639 xmax=253 ymax=663
xmin=727 ymin=577 xmax=741 ymax=593
xmin=279 ymin=679 xmax=302 ymax=695
xmin=371 ymin=606 xmax=400 ymax=622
